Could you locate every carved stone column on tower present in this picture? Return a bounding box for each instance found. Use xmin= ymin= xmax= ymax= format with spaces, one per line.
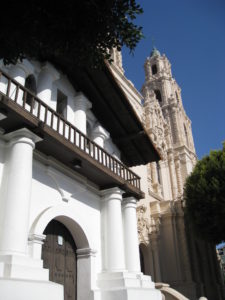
xmin=169 ymin=106 xmax=181 ymax=144
xmin=150 ymin=232 xmax=161 ymax=282
xmin=167 ymin=152 xmax=178 ymax=199
xmin=150 ymin=162 xmax=160 ymax=195
xmin=174 ymin=157 xmax=183 ymax=196
xmin=175 ymin=204 xmax=193 ymax=283
xmin=144 ymin=58 xmax=151 ymax=82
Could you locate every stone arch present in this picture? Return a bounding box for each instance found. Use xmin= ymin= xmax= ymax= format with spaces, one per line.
xmin=139 ymin=243 xmax=151 ymax=276
xmin=29 ymin=205 xmax=91 ymax=250
xmin=29 ymin=205 xmax=95 ymax=300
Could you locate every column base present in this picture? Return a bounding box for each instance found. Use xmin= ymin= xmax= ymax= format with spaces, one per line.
xmin=94 ymin=272 xmax=162 ymax=300
xmin=0 ymin=254 xmax=48 ymax=280
xmin=0 ymin=278 xmax=63 ymax=300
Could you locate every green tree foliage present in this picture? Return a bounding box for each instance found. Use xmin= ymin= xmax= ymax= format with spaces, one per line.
xmin=0 ymin=0 xmax=143 ymax=68
xmin=184 ymin=143 xmax=225 ymax=244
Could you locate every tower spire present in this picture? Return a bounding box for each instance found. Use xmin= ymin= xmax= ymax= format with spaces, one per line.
xmin=150 ymin=38 xmax=160 ymax=57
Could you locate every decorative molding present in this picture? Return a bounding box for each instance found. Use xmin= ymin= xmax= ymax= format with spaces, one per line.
xmin=28 ymin=233 xmax=46 ymax=245
xmin=76 ymin=248 xmax=97 ymax=258
xmin=137 ymin=205 xmax=150 ymax=245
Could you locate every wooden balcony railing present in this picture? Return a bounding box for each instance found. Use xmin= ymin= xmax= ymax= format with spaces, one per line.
xmin=0 ymin=69 xmax=141 ymax=191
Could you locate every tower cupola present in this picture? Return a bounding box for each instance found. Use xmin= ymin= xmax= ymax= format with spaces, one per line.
xmin=150 ymin=47 xmax=161 ymax=58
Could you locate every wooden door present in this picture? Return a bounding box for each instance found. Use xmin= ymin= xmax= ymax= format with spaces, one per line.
xmin=42 ymin=220 xmax=77 ymax=300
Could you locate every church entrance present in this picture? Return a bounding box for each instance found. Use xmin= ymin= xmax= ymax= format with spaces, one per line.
xmin=42 ymin=220 xmax=77 ymax=300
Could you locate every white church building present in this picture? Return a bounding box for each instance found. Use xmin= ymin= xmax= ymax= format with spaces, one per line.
xmin=0 ymin=44 xmax=224 ymax=300
xmin=0 ymin=56 xmax=163 ymax=300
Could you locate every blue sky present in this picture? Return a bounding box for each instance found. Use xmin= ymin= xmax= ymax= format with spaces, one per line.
xmin=122 ymin=0 xmax=225 ymax=159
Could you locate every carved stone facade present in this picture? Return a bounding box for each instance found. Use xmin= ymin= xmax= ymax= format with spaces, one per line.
xmin=111 ymin=48 xmax=225 ymax=300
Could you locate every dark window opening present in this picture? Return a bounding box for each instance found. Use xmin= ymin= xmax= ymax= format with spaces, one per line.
xmin=139 ymin=246 xmax=145 ymax=274
xmin=176 ymin=91 xmax=179 ymax=102
xmin=154 ymin=90 xmax=162 ymax=102
xmin=24 ymin=75 xmax=36 ymax=105
xmin=86 ymin=121 xmax=92 ymax=147
xmin=151 ymin=64 xmax=157 ymax=75
xmin=57 ymin=90 xmax=67 ymax=118
xmin=156 ymin=162 xmax=161 ymax=184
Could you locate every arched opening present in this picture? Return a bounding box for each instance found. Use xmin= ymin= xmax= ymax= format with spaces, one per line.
xmin=139 ymin=243 xmax=151 ymax=275
xmin=154 ymin=89 xmax=162 ymax=103
xmin=30 ymin=206 xmax=93 ymax=300
xmin=25 ymin=74 xmax=36 ymax=105
xmin=151 ymin=64 xmax=157 ymax=75
xmin=42 ymin=219 xmax=77 ymax=300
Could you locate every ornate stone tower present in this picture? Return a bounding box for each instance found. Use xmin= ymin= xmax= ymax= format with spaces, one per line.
xmin=109 ymin=47 xmax=225 ymax=299
xmin=137 ymin=48 xmax=224 ymax=300
xmin=142 ymin=47 xmax=197 ymax=197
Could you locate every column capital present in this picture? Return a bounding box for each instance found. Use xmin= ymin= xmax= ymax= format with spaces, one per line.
xmin=4 ymin=128 xmax=42 ymax=149
xmin=9 ymin=59 xmax=34 ymax=78
xmin=100 ymin=187 xmax=124 ymax=200
xmin=76 ymin=248 xmax=97 ymax=258
xmin=92 ymin=124 xmax=109 ymax=141
xmin=74 ymin=92 xmax=92 ymax=111
xmin=40 ymin=62 xmax=60 ymax=81
xmin=122 ymin=197 xmax=137 ymax=209
xmin=28 ymin=233 xmax=46 ymax=245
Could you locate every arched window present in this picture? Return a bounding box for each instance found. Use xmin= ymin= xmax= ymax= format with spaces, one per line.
xmin=151 ymin=64 xmax=157 ymax=75
xmin=154 ymin=90 xmax=162 ymax=102
xmin=25 ymin=74 xmax=36 ymax=105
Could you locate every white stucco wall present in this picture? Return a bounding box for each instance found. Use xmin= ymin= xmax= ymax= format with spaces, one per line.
xmin=29 ymin=156 xmax=102 ymax=271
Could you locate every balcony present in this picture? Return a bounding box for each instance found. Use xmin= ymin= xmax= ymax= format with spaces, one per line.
xmin=0 ymin=69 xmax=144 ymax=199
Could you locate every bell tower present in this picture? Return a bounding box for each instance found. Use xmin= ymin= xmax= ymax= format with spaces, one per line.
xmin=143 ymin=47 xmax=197 ymax=182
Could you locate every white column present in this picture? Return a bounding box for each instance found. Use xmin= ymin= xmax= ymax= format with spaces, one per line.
xmin=9 ymin=59 xmax=34 ymax=85
xmin=91 ymin=125 xmax=109 ymax=148
xmin=122 ymin=197 xmax=141 ymax=272
xmin=37 ymin=63 xmax=59 ymax=106
xmin=0 ymin=128 xmax=42 ymax=255
xmin=76 ymin=248 xmax=97 ymax=300
xmin=175 ymin=157 xmax=183 ymax=196
xmin=101 ymin=187 xmax=126 ymax=272
xmin=74 ymin=93 xmax=92 ymax=135
xmin=8 ymin=60 xmax=34 ymax=103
